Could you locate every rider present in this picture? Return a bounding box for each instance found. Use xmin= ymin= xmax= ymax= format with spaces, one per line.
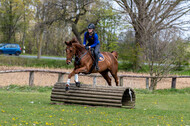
xmin=83 ymin=23 xmax=100 ymax=71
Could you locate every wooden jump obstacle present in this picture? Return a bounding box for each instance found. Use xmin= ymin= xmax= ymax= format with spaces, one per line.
xmin=51 ymin=82 xmax=136 ymax=108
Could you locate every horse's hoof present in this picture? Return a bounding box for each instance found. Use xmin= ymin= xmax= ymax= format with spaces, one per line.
xmin=65 ymin=86 xmax=69 ymax=91
xmin=65 ymin=84 xmax=69 ymax=91
xmin=76 ymin=82 xmax=80 ymax=87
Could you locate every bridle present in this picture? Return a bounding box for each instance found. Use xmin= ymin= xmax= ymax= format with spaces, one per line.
xmin=75 ymin=51 xmax=88 ymax=65
xmin=66 ymin=47 xmax=75 ymax=62
xmin=66 ymin=45 xmax=88 ymax=64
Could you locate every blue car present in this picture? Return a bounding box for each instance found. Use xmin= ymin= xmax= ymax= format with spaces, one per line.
xmin=0 ymin=43 xmax=21 ymax=56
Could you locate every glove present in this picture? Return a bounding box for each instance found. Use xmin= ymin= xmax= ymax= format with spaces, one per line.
xmin=85 ymin=46 xmax=90 ymax=50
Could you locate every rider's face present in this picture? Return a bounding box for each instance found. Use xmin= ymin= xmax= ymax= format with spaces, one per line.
xmin=88 ymin=29 xmax=93 ymax=34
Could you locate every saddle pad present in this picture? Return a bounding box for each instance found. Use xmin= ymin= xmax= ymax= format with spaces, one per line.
xmin=98 ymin=53 xmax=104 ymax=62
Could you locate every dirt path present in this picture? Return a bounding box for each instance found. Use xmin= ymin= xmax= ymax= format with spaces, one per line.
xmin=0 ymin=66 xmax=189 ymax=89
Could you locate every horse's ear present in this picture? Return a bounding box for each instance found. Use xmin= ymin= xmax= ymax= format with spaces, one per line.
xmin=73 ymin=38 xmax=78 ymax=42
xmin=71 ymin=37 xmax=78 ymax=43
xmin=65 ymin=41 xmax=72 ymax=45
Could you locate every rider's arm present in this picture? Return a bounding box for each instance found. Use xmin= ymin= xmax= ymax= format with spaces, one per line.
xmin=90 ymin=33 xmax=100 ymax=48
xmin=83 ymin=32 xmax=87 ymax=46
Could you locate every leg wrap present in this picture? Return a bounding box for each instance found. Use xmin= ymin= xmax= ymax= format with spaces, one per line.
xmin=75 ymin=74 xmax=78 ymax=82
xmin=67 ymin=79 xmax=70 ymax=85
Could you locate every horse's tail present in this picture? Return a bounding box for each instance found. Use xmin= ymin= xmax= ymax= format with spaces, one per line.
xmin=111 ymin=51 xmax=118 ymax=59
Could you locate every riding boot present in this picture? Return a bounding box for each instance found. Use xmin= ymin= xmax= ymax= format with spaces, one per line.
xmin=95 ymin=54 xmax=99 ymax=71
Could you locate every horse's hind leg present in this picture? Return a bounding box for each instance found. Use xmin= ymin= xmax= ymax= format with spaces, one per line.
xmin=100 ymin=70 xmax=112 ymax=86
xmin=110 ymin=70 xmax=119 ymax=86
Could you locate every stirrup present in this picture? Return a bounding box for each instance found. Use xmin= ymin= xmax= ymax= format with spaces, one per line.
xmin=95 ymin=66 xmax=99 ymax=71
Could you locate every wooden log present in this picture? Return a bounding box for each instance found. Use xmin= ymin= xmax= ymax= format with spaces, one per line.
xmin=54 ymin=83 xmax=127 ymax=92
xmin=93 ymin=76 xmax=97 ymax=87
xmin=51 ymin=98 xmax=122 ymax=107
xmin=51 ymin=83 xmax=135 ymax=108
xmin=119 ymin=77 xmax=123 ymax=86
xmin=171 ymin=78 xmax=177 ymax=89
xmin=52 ymin=89 xmax=123 ymax=97
xmin=58 ymin=73 xmax=64 ymax=82
xmin=51 ymin=95 xmax=121 ymax=103
xmin=51 ymin=92 xmax=122 ymax=100
xmin=146 ymin=78 xmax=149 ymax=89
xmin=29 ymin=71 xmax=34 ymax=86
xmin=53 ymin=85 xmax=126 ymax=93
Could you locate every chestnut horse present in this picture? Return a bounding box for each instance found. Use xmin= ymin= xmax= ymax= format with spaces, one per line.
xmin=65 ymin=38 xmax=118 ymax=90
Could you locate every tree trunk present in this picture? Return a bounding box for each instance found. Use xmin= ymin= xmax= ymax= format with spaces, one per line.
xmin=133 ymin=32 xmax=142 ymax=71
xmin=8 ymin=1 xmax=13 ymax=43
xmin=22 ymin=1 xmax=26 ymax=51
xmin=149 ymin=77 xmax=158 ymax=91
xmin=72 ymin=23 xmax=82 ymax=43
xmin=37 ymin=29 xmax=43 ymax=59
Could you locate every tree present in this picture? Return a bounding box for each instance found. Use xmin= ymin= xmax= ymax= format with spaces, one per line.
xmin=143 ymin=28 xmax=190 ymax=90
xmin=21 ymin=0 xmax=34 ymax=50
xmin=32 ymin=0 xmax=101 ymax=58
xmin=0 ymin=0 xmax=24 ymax=43
xmin=32 ymin=0 xmax=117 ymax=58
xmin=38 ymin=0 xmax=99 ymax=43
xmin=173 ymin=39 xmax=190 ymax=70
xmin=33 ymin=0 xmax=47 ymax=59
xmin=117 ymin=30 xmax=137 ymax=71
xmin=114 ymin=0 xmax=190 ymax=70
xmin=95 ymin=3 xmax=121 ymax=52
xmin=113 ymin=0 xmax=190 ymax=90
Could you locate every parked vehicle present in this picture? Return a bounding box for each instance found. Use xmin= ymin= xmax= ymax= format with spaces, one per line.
xmin=0 ymin=43 xmax=21 ymax=56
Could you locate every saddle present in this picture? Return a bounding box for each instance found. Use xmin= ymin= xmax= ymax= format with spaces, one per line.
xmin=90 ymin=48 xmax=104 ymax=62
xmin=74 ymin=48 xmax=96 ymax=66
xmin=75 ymin=48 xmax=104 ymax=74
xmin=88 ymin=48 xmax=104 ymax=73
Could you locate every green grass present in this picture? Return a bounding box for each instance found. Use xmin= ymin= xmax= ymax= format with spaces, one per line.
xmin=0 ymin=55 xmax=73 ymax=69
xmin=0 ymin=85 xmax=190 ymax=126
xmin=21 ymin=54 xmax=65 ymax=58
xmin=171 ymin=68 xmax=190 ymax=76
xmin=0 ymin=85 xmax=53 ymax=92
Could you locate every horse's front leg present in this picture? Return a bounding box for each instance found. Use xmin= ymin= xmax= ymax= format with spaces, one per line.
xmin=65 ymin=70 xmax=76 ymax=90
xmin=66 ymin=67 xmax=87 ymax=90
xmin=74 ymin=74 xmax=80 ymax=87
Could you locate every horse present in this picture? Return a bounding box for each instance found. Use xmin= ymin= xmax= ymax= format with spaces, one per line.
xmin=65 ymin=38 xmax=119 ymax=90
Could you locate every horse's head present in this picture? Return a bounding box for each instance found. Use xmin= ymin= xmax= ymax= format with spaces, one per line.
xmin=65 ymin=38 xmax=79 ymax=65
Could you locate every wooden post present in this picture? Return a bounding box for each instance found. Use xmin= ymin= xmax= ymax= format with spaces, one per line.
xmin=171 ymin=77 xmax=177 ymax=89
xmin=58 ymin=73 xmax=64 ymax=82
xmin=119 ymin=77 xmax=123 ymax=86
xmin=93 ymin=76 xmax=97 ymax=87
xmin=29 ymin=71 xmax=34 ymax=86
xmin=146 ymin=78 xmax=149 ymax=89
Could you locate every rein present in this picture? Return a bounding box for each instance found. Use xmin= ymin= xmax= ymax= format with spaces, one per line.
xmin=75 ymin=50 xmax=88 ymax=65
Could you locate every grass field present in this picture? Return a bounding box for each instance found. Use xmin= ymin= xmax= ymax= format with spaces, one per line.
xmin=0 ymin=85 xmax=190 ymax=126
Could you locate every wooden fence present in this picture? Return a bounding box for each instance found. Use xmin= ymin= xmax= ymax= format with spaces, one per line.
xmin=0 ymin=69 xmax=190 ymax=89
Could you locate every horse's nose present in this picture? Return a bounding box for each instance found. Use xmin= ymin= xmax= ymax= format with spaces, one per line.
xmin=67 ymin=60 xmax=71 ymax=65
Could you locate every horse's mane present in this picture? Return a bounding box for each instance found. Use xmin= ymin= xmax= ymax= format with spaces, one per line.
xmin=70 ymin=38 xmax=80 ymax=44
xmin=70 ymin=38 xmax=84 ymax=49
xmin=69 ymin=38 xmax=85 ymax=52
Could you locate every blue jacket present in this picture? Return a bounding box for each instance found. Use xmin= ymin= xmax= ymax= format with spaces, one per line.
xmin=83 ymin=32 xmax=100 ymax=48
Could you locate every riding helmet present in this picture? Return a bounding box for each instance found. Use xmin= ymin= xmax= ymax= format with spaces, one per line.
xmin=88 ymin=23 xmax=95 ymax=29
